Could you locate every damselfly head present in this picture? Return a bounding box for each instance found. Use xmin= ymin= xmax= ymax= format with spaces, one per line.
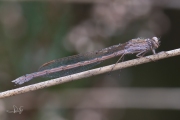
xmin=152 ymin=37 xmax=160 ymax=49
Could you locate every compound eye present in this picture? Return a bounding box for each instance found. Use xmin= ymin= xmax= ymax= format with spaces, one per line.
xmin=152 ymin=37 xmax=159 ymax=43
xmin=152 ymin=37 xmax=160 ymax=48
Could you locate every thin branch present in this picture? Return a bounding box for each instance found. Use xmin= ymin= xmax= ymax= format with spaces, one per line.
xmin=1 ymin=48 xmax=180 ymax=99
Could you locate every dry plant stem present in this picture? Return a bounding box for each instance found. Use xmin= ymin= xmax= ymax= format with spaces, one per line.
xmin=0 ymin=48 xmax=180 ymax=99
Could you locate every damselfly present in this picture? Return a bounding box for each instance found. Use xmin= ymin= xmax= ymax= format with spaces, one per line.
xmin=12 ymin=37 xmax=160 ymax=85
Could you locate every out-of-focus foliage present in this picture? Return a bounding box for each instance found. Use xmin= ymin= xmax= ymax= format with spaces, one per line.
xmin=1 ymin=0 xmax=180 ymax=120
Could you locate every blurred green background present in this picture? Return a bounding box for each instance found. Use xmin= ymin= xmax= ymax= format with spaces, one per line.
xmin=1 ymin=0 xmax=180 ymax=120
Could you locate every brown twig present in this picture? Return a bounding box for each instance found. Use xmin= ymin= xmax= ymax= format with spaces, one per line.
xmin=0 ymin=48 xmax=180 ymax=99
